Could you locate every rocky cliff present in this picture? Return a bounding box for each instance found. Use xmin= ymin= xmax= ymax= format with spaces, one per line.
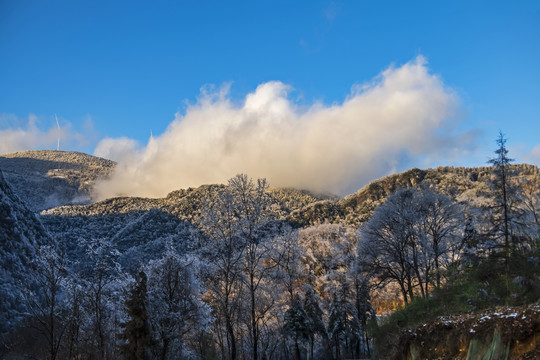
xmin=393 ymin=304 xmax=540 ymax=360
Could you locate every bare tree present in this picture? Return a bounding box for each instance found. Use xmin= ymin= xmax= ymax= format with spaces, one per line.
xmin=418 ymin=188 xmax=463 ymax=289
xmin=359 ymin=188 xmax=463 ymax=304
xmin=145 ymin=246 xmax=209 ymax=359
xmin=230 ymin=175 xmax=275 ymax=360
xmin=80 ymin=238 xmax=124 ymax=360
xmin=275 ymin=230 xmax=303 ymax=304
xmin=199 ymin=174 xmax=282 ymax=360
xmin=23 ymin=245 xmax=67 ymax=360
xmin=198 ymin=176 xmax=250 ymax=360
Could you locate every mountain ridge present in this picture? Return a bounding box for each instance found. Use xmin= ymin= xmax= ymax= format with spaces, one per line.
xmin=0 ymin=150 xmax=115 ymax=211
xmin=3 ymin=149 xmax=539 ymax=241
xmin=4 ymin=150 xmax=537 ymax=225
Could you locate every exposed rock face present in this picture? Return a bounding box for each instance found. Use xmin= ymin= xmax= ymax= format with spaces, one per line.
xmin=398 ymin=304 xmax=540 ymax=360
xmin=0 ymin=150 xmax=115 ymax=211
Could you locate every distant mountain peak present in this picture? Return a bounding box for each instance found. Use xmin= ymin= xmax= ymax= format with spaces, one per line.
xmin=0 ymin=150 xmax=116 ymax=211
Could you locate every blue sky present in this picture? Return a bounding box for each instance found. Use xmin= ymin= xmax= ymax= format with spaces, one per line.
xmin=1 ymin=1 xmax=540 ymax=195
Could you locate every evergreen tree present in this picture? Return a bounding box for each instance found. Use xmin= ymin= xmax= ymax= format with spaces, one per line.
xmin=120 ymin=271 xmax=151 ymax=360
xmin=488 ymin=131 xmax=516 ymax=300
xmin=488 ymin=131 xmax=514 ymax=265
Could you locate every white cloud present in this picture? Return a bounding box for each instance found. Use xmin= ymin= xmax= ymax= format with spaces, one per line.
xmin=0 ymin=114 xmax=93 ymax=155
xmin=94 ymin=56 xmax=475 ymax=199
xmin=522 ymin=144 xmax=540 ymax=165
xmin=94 ymin=137 xmax=140 ymax=163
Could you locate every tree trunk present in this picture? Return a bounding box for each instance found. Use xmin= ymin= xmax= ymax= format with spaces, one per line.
xmin=400 ymin=282 xmax=409 ymax=305
xmin=252 ymin=289 xmax=258 ymax=360
xmin=365 ymin=331 xmax=371 ymax=358
xmin=49 ymin=297 xmax=56 ymax=360
xmin=434 ymin=238 xmax=442 ymax=289
xmin=295 ymin=334 xmax=301 ymax=360
xmin=160 ymin=337 xmax=169 ymax=360
xmin=226 ymin=316 xmax=237 ymax=360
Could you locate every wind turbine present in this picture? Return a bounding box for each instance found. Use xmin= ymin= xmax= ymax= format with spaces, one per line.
xmin=55 ymin=114 xmax=60 ymax=151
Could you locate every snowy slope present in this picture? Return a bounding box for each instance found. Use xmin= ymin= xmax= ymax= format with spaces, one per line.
xmin=0 ymin=150 xmax=115 ymax=211
xmin=0 ymin=169 xmax=51 ymax=334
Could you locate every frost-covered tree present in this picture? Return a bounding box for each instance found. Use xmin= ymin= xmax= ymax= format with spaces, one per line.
xmin=274 ymin=230 xmax=303 ymax=304
xmin=417 ymin=188 xmax=463 ymax=289
xmin=349 ymin=262 xmax=373 ymax=358
xmin=119 ymin=271 xmax=151 ymax=360
xmin=359 ymin=187 xmax=463 ymax=304
xmin=145 ymin=247 xmax=209 ymax=359
xmin=294 ymin=223 xmax=364 ymax=358
xmin=199 ymin=174 xmax=278 ymax=360
xmin=299 ymin=223 xmax=358 ymax=299
xmin=79 ymin=238 xmax=125 ymax=359
xmin=325 ymin=274 xmax=363 ymax=360
xmin=326 ymin=293 xmax=346 ymax=360
xmin=302 ymin=287 xmax=325 ymax=360
xmin=63 ymin=275 xmax=84 ymax=360
xmin=0 ymin=167 xmax=50 ymax=339
xmin=229 ymin=175 xmax=278 ymax=360
xmin=22 ymin=244 xmax=68 ymax=360
xmin=199 ymin=188 xmax=244 ymax=359
xmin=284 ymin=294 xmax=310 ymax=360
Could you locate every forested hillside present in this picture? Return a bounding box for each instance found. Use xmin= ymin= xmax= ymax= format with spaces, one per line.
xmin=0 ymin=150 xmax=115 ymax=211
xmin=0 ymin=147 xmax=539 ymax=359
xmin=0 ymin=169 xmax=51 ymax=336
xmin=290 ymin=164 xmax=540 ymax=227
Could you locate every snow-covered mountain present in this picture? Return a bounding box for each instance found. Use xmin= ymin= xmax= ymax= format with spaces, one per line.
xmin=2 ymin=150 xmax=538 ymax=247
xmin=1 ymin=150 xmax=539 ymax=359
xmin=0 ymin=150 xmax=115 ymax=211
xmin=0 ymin=150 xmax=337 ymax=275
xmin=0 ymin=168 xmax=51 ymax=334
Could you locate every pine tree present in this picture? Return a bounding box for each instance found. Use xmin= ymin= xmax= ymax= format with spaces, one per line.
xmin=119 ymin=271 xmax=151 ymax=360
xmin=488 ymin=131 xmax=515 ymax=300
xmin=488 ymin=131 xmax=514 ymax=264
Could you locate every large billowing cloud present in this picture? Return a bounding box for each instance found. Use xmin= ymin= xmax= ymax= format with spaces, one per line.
xmin=94 ymin=56 xmax=474 ymax=199
xmin=0 ymin=114 xmax=93 ymax=155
